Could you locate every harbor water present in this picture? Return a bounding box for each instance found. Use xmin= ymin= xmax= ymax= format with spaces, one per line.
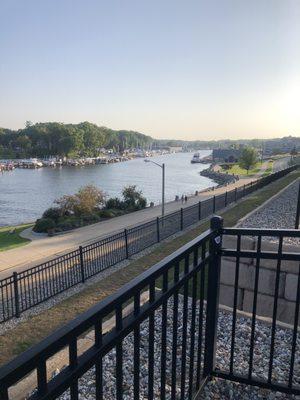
xmin=0 ymin=151 xmax=215 ymax=226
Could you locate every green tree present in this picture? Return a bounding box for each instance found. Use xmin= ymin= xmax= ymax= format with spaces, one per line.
xmin=238 ymin=147 xmax=257 ymax=174
xmin=122 ymin=185 xmax=147 ymax=210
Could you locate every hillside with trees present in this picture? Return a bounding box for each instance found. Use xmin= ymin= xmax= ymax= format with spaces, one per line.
xmin=0 ymin=122 xmax=153 ymax=158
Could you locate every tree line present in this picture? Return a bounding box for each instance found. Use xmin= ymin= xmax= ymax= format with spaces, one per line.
xmin=0 ymin=121 xmax=153 ymax=158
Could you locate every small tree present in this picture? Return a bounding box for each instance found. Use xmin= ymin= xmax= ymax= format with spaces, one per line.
xmin=75 ymin=185 xmax=106 ymax=214
xmin=54 ymin=185 xmax=106 ymax=216
xmin=238 ymin=147 xmax=257 ymax=174
xmin=122 ymin=185 xmax=147 ymax=210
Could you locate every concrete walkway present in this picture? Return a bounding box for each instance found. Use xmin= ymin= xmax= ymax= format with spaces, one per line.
xmin=0 ymin=173 xmax=262 ymax=278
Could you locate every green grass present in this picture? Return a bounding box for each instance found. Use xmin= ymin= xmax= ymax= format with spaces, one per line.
xmin=221 ymin=161 xmax=273 ymax=177
xmin=0 ymin=224 xmax=32 ymax=252
xmin=0 ymin=170 xmax=299 ymax=366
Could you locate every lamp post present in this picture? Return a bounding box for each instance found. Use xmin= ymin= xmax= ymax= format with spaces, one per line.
xmin=144 ymin=159 xmax=165 ymax=219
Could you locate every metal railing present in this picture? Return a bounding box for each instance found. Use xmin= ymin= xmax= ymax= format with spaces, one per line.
xmin=0 ymin=216 xmax=299 ymax=399
xmin=0 ymin=165 xmax=298 ymax=323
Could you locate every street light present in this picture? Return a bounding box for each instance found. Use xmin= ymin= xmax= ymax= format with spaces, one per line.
xmin=144 ymin=159 xmax=165 ymax=218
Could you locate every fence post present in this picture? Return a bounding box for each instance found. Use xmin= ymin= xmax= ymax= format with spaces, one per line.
xmin=180 ymin=208 xmax=183 ymax=230
xmin=235 ymin=187 xmax=238 ymax=202
xmin=198 ymin=201 xmax=201 ymax=221
xmin=79 ymin=246 xmax=85 ymax=283
xmin=295 ymin=182 xmax=300 ymax=229
xmin=203 ymin=216 xmax=223 ymax=378
xmin=156 ymin=217 xmax=160 ymax=242
xmin=13 ymin=272 xmax=20 ymax=318
xmin=124 ymin=228 xmax=129 ymax=259
xmin=224 ymin=191 xmax=228 ymax=207
xmin=213 ymin=195 xmax=216 ymax=213
xmin=243 ymin=184 xmax=246 ymax=197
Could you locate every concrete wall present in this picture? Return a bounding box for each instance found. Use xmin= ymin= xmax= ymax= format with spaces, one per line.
xmin=219 ymin=236 xmax=299 ymax=325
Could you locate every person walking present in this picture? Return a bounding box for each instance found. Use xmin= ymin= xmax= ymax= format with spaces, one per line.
xmin=181 ymin=194 xmax=184 ymax=204
xmin=185 ymin=195 xmax=188 ymax=203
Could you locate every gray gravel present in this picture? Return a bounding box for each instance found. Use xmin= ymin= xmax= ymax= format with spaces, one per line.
xmin=238 ymin=179 xmax=300 ymax=246
xmin=52 ymin=297 xmax=299 ymax=400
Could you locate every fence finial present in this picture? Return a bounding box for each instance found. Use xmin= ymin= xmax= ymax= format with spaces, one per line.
xmin=210 ymin=215 xmax=223 ymax=230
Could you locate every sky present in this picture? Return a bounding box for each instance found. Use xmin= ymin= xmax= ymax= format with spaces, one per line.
xmin=0 ymin=0 xmax=300 ymax=140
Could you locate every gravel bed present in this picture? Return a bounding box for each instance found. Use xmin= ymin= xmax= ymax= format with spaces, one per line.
xmin=51 ymin=297 xmax=299 ymax=400
xmin=238 ymin=179 xmax=300 ymax=246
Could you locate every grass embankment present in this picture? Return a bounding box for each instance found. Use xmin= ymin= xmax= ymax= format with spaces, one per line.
xmin=0 ymin=224 xmax=32 ymax=252
xmin=221 ymin=160 xmax=273 ymax=177
xmin=0 ymin=170 xmax=299 ymax=366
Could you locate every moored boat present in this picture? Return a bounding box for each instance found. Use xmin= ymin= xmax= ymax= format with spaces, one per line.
xmin=191 ymin=152 xmax=202 ymax=163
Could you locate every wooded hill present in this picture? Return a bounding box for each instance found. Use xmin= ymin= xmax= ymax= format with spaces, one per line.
xmin=0 ymin=122 xmax=153 ymax=158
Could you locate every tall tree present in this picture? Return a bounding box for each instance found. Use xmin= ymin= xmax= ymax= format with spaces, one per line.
xmin=238 ymin=147 xmax=258 ymax=174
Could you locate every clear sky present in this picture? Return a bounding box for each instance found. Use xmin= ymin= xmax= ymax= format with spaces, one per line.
xmin=1 ymin=0 xmax=299 ymax=140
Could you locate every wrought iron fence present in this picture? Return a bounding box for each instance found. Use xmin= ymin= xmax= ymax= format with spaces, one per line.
xmin=0 ymin=165 xmax=298 ymax=324
xmin=0 ymin=217 xmax=299 ymax=399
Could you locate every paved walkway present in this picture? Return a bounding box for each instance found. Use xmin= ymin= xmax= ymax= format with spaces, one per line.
xmin=0 ymin=171 xmax=264 ymax=278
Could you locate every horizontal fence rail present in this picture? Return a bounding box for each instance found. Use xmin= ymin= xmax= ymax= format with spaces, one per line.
xmin=0 ymin=164 xmax=298 ymax=323
xmin=0 ymin=217 xmax=299 ymax=399
xmin=0 ymin=225 xmax=215 ymax=400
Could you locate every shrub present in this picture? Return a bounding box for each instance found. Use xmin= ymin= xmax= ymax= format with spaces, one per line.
xmin=54 ymin=185 xmax=106 ymax=216
xmin=122 ymin=185 xmax=147 ymax=210
xmin=99 ymin=209 xmax=115 ymax=218
xmin=81 ymin=213 xmax=100 ymax=224
xmin=105 ymin=197 xmax=124 ymax=210
xmin=33 ymin=218 xmax=56 ymax=233
xmin=42 ymin=207 xmax=61 ymax=222
xmin=75 ymin=185 xmax=106 ymax=214
xmin=55 ymin=220 xmax=74 ymax=232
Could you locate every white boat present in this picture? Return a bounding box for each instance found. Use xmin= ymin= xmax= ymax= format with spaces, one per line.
xmin=191 ymin=153 xmax=202 ymax=163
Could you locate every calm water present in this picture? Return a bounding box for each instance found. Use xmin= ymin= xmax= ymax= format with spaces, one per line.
xmin=0 ymin=151 xmax=215 ymax=226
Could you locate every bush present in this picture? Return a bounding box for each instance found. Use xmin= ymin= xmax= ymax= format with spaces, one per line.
xmin=56 ymin=216 xmax=82 ymax=231
xmin=105 ymin=197 xmax=124 ymax=210
xmin=99 ymin=209 xmax=115 ymax=218
xmin=42 ymin=207 xmax=61 ymax=222
xmin=55 ymin=220 xmax=74 ymax=232
xmin=81 ymin=213 xmax=100 ymax=224
xmin=33 ymin=218 xmax=56 ymax=233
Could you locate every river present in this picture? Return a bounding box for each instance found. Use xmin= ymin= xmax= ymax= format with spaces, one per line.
xmin=0 ymin=151 xmax=215 ymax=226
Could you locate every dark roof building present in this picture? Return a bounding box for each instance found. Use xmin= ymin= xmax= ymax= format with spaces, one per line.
xmin=212 ymin=148 xmax=242 ymax=163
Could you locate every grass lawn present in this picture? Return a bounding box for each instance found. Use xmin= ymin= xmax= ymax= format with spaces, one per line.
xmin=0 ymin=224 xmax=32 ymax=252
xmin=221 ymin=160 xmax=273 ymax=177
xmin=0 ymin=170 xmax=299 ymax=366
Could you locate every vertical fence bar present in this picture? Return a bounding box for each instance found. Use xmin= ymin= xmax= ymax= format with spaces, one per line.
xmin=180 ymin=208 xmax=184 ymax=230
xmin=295 ymin=181 xmax=300 ymax=229
xmin=225 ymin=191 xmax=228 ymax=207
xmin=235 ymin=187 xmax=238 ymax=202
xmin=198 ymin=201 xmax=202 ymax=221
xmin=13 ymin=272 xmax=20 ymax=318
xmin=203 ymin=216 xmax=223 ymax=377
xmin=124 ymin=229 xmax=129 ymax=259
xmin=213 ymin=196 xmax=216 ymax=213
xmin=243 ymin=184 xmax=246 ymax=197
xmin=156 ymin=217 xmax=160 ymax=242
xmin=79 ymin=246 xmax=85 ymax=283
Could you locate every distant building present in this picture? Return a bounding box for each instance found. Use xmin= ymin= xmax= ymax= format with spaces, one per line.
xmin=264 ymin=136 xmax=300 ymax=155
xmin=212 ymin=148 xmax=241 ymax=163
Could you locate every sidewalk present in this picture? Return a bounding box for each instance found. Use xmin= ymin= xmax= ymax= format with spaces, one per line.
xmin=0 ymin=175 xmax=258 ymax=278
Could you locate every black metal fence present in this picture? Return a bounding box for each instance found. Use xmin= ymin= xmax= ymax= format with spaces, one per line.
xmin=0 ymin=216 xmax=299 ymax=399
xmin=0 ymin=165 xmax=298 ymax=324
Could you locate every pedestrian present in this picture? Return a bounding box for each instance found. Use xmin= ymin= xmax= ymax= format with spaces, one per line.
xmin=185 ymin=195 xmax=188 ymax=203
xmin=181 ymin=194 xmax=184 ymax=204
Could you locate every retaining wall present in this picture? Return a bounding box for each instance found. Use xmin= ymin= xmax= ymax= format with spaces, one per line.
xmin=220 ymin=236 xmax=299 ymax=325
